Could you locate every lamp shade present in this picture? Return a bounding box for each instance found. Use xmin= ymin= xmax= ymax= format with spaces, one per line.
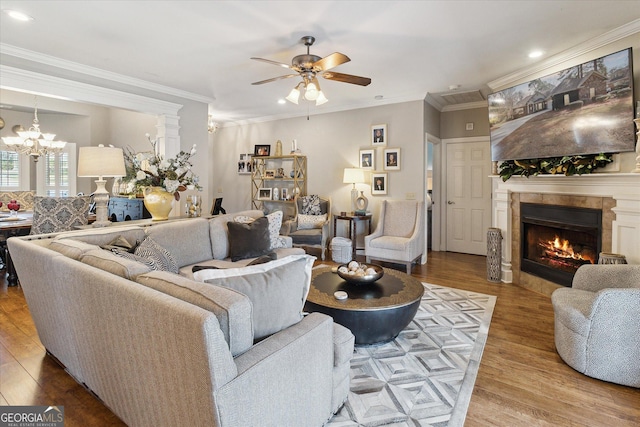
xmin=78 ymin=145 xmax=126 ymax=178
xmin=343 ymin=168 xmax=367 ymax=184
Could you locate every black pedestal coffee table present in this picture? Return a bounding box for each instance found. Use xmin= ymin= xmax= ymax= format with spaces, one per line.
xmin=305 ymin=266 xmax=425 ymax=345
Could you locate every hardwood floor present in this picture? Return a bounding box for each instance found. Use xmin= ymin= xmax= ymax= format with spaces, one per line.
xmin=1 ymin=251 xmax=638 ymax=426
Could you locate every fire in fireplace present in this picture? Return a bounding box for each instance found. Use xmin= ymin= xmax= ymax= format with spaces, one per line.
xmin=521 ymin=203 xmax=602 ymax=287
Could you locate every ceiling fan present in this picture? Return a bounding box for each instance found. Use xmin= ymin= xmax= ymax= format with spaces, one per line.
xmin=251 ymin=36 xmax=371 ymax=105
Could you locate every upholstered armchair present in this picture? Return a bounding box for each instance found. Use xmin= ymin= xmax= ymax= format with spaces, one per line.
xmin=365 ymin=200 xmax=425 ymax=274
xmin=551 ymin=264 xmax=640 ymax=387
xmin=283 ymin=195 xmax=331 ymax=260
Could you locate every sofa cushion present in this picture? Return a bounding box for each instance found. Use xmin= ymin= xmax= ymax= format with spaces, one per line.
xmin=145 ymin=218 xmax=213 ymax=267
xmin=54 ymin=226 xmax=146 ymax=248
xmin=80 ymin=249 xmax=154 ymax=279
xmin=235 ymin=211 xmax=288 ymax=250
xmin=134 ymin=237 xmax=179 ymax=273
xmin=100 ymin=235 xmax=136 ymax=252
xmin=48 ymin=239 xmax=101 ymax=260
xmin=209 ymin=210 xmax=265 ymax=260
xmin=135 ymin=271 xmax=254 ymax=356
xmin=193 ymin=254 xmax=316 ymax=340
xmin=227 ymin=217 xmax=271 ymax=262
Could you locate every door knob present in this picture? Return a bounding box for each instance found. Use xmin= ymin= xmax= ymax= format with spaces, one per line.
xmin=447 ymin=201 xmax=455 ymax=205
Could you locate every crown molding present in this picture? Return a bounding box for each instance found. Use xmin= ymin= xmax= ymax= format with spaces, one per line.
xmin=442 ymin=101 xmax=488 ymax=112
xmin=488 ymin=19 xmax=640 ymax=91
xmin=0 ymin=43 xmax=215 ymax=104
xmin=0 ymin=65 xmax=183 ymax=116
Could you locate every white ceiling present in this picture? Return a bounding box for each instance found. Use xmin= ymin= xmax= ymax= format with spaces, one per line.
xmin=1 ymin=1 xmax=639 ymax=123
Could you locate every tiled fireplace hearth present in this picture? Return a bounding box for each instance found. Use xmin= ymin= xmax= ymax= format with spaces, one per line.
xmin=492 ymin=173 xmax=640 ymax=295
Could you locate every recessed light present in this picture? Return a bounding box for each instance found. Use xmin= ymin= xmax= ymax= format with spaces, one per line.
xmin=529 ymin=50 xmax=543 ymax=59
xmin=448 ymin=85 xmax=460 ymax=91
xmin=277 ymin=99 xmax=286 ymax=105
xmin=4 ymin=9 xmax=34 ymax=22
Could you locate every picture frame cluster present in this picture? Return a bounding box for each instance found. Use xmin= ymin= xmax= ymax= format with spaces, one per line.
xmin=359 ymin=124 xmax=400 ymax=195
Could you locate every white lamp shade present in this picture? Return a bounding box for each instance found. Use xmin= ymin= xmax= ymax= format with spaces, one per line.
xmin=315 ymin=91 xmax=328 ymax=105
xmin=286 ymin=86 xmax=301 ymax=104
xmin=343 ymin=168 xmax=367 ymax=184
xmin=78 ymin=146 xmax=126 ymax=178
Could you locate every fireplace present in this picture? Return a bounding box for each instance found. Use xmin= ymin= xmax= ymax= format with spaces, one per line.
xmin=520 ymin=203 xmax=602 ymax=287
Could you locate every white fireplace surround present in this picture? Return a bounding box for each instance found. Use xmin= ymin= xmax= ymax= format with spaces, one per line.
xmin=492 ymin=173 xmax=640 ymax=283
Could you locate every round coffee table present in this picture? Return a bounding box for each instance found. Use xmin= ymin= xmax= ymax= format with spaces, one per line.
xmin=305 ymin=266 xmax=425 ymax=345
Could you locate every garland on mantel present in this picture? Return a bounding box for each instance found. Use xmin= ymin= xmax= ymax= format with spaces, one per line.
xmin=498 ymin=153 xmax=614 ymax=182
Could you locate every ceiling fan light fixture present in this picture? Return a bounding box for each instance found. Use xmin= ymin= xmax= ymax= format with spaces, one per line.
xmin=315 ymin=91 xmax=328 ymax=106
xmin=304 ymin=80 xmax=319 ymax=101
xmin=286 ymin=84 xmax=301 ymax=104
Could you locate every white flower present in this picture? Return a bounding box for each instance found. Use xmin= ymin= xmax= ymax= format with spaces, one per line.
xmin=148 ymin=164 xmax=158 ymax=176
xmin=159 ymin=159 xmax=170 ymax=169
xmin=190 ymin=145 xmax=197 ymax=156
xmin=176 ymin=167 xmax=186 ymax=176
xmin=164 ymin=179 xmax=180 ymax=194
xmin=136 ymin=170 xmax=147 ymax=180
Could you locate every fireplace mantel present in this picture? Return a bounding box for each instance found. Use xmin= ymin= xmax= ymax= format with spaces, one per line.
xmin=492 ymin=173 xmax=640 ymax=285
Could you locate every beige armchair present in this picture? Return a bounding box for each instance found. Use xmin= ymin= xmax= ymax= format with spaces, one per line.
xmin=551 ymin=264 xmax=640 ymax=387
xmin=283 ymin=195 xmax=331 ymax=260
xmin=365 ymin=200 xmax=424 ymax=274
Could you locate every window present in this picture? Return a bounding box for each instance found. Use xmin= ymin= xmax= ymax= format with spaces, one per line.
xmin=37 ymin=143 xmax=76 ymax=196
xmin=0 ymin=150 xmax=30 ymax=191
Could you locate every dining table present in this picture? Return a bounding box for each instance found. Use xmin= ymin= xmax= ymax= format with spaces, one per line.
xmin=0 ymin=212 xmax=33 ymax=286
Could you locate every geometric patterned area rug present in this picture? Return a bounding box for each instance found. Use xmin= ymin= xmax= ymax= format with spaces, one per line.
xmin=326 ymin=283 xmax=497 ymax=427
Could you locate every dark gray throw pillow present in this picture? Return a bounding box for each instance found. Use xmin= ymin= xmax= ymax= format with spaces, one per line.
xmin=227 ymin=217 xmax=271 ymax=262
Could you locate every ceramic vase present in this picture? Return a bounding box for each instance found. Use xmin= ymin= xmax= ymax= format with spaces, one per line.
xmin=143 ymin=186 xmax=174 ymax=221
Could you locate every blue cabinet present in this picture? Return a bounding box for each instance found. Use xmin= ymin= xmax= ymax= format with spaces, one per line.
xmin=108 ymin=197 xmax=150 ymax=222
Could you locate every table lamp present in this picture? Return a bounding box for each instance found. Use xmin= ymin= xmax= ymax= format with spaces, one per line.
xmin=343 ymin=168 xmax=367 ymax=213
xmin=78 ymin=145 xmax=126 ymax=227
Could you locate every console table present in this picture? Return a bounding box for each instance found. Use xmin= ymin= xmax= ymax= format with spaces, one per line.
xmin=333 ymin=213 xmax=372 ymax=258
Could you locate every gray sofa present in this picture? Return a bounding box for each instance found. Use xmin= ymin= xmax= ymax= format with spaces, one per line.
xmin=8 ymin=209 xmax=355 ymax=426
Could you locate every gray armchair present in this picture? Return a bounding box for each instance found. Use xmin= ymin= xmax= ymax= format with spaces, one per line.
xmin=365 ymin=200 xmax=425 ymax=274
xmin=551 ymin=264 xmax=640 ymax=387
xmin=284 ymin=195 xmax=331 ymax=260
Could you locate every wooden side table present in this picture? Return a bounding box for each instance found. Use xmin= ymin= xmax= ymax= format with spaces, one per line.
xmin=333 ymin=213 xmax=372 ymax=258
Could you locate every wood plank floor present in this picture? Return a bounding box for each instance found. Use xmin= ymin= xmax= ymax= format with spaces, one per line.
xmin=1 ymin=251 xmax=638 ymax=426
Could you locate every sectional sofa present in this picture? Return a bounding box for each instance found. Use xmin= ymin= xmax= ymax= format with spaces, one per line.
xmin=8 ymin=210 xmax=354 ymax=427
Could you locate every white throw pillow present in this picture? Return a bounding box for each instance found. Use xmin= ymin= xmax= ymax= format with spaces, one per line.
xmin=193 ymin=254 xmax=316 ymax=340
xmin=297 ymin=213 xmax=327 ymax=230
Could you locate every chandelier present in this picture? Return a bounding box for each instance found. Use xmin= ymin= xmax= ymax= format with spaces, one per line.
xmin=1 ymin=100 xmax=67 ymax=162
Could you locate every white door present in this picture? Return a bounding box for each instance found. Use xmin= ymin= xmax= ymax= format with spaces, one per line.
xmin=446 ymin=140 xmax=492 ymax=255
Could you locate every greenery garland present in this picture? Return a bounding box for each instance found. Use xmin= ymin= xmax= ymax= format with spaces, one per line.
xmin=498 ymin=153 xmax=614 ymax=182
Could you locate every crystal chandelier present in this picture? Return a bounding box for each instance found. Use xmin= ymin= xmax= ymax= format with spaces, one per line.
xmin=1 ymin=99 xmax=67 ymax=162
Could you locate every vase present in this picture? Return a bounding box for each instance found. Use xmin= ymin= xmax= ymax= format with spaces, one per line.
xmin=143 ymin=186 xmax=174 ymax=221
xmin=355 ymin=191 xmax=368 ymax=212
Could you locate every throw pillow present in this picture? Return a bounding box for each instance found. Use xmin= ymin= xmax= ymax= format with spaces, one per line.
xmin=132 ymin=237 xmax=179 ymax=273
xmin=233 ymin=212 xmax=287 ymax=250
xmin=297 ymin=213 xmax=327 ymax=230
xmin=227 ymin=217 xmax=271 ymax=262
xmin=100 ymin=235 xmax=137 ymax=253
xmin=190 ymin=252 xmax=276 ymax=273
xmin=301 ymin=195 xmax=321 ymax=215
xmin=193 ymin=254 xmax=316 ymax=340
xmin=112 ymin=249 xmax=161 ymax=271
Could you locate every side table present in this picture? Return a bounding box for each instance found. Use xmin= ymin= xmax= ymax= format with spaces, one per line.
xmin=333 ymin=213 xmax=372 ymax=259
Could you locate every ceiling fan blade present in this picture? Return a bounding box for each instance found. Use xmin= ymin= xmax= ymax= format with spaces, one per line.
xmin=251 ymin=74 xmax=298 ymax=85
xmin=322 ymin=71 xmax=371 ymax=86
xmin=313 ymin=52 xmax=350 ymax=71
xmin=251 ymin=57 xmax=292 ymax=69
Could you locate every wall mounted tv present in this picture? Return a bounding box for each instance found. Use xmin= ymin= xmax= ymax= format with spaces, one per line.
xmin=488 ymin=48 xmax=635 ymax=161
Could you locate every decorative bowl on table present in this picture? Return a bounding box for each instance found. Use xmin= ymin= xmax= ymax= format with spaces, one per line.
xmin=337 ymin=261 xmax=384 ymax=284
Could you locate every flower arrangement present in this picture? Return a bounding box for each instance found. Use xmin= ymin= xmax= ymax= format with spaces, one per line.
xmin=123 ymin=134 xmax=202 ymax=200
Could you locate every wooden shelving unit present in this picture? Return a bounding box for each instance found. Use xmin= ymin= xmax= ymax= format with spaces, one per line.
xmin=251 ymin=155 xmax=307 ymax=218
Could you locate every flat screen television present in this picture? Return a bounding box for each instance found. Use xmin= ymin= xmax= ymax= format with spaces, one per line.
xmin=488 ymin=48 xmax=635 ymax=161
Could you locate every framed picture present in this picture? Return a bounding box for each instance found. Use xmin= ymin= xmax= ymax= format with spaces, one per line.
xmin=383 ymin=148 xmax=400 ymax=171
xmin=371 ymin=172 xmax=388 ymax=195
xmin=359 ymin=149 xmax=374 ymax=169
xmin=254 ymin=144 xmax=271 ymax=156
xmin=371 ymin=124 xmax=386 ymax=146
xmin=264 ymin=169 xmax=276 ymax=179
xmin=238 ymin=153 xmax=252 ymax=175
xmin=281 ymin=188 xmax=288 ymax=201
xmin=257 ymin=188 xmax=272 ymax=200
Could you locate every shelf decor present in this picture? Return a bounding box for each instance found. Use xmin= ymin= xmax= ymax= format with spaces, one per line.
xmin=498 ymin=153 xmax=614 ymax=181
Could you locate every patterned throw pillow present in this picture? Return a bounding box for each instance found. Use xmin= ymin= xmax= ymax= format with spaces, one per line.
xmin=132 ymin=237 xmax=179 ymax=273
xmin=30 ymin=196 xmax=91 ymax=235
xmin=301 ymin=195 xmax=321 ymax=215
xmin=297 ymin=213 xmax=327 ymax=230
xmin=112 ymin=249 xmax=161 ymax=271
xmin=234 ymin=211 xmax=287 ymax=250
